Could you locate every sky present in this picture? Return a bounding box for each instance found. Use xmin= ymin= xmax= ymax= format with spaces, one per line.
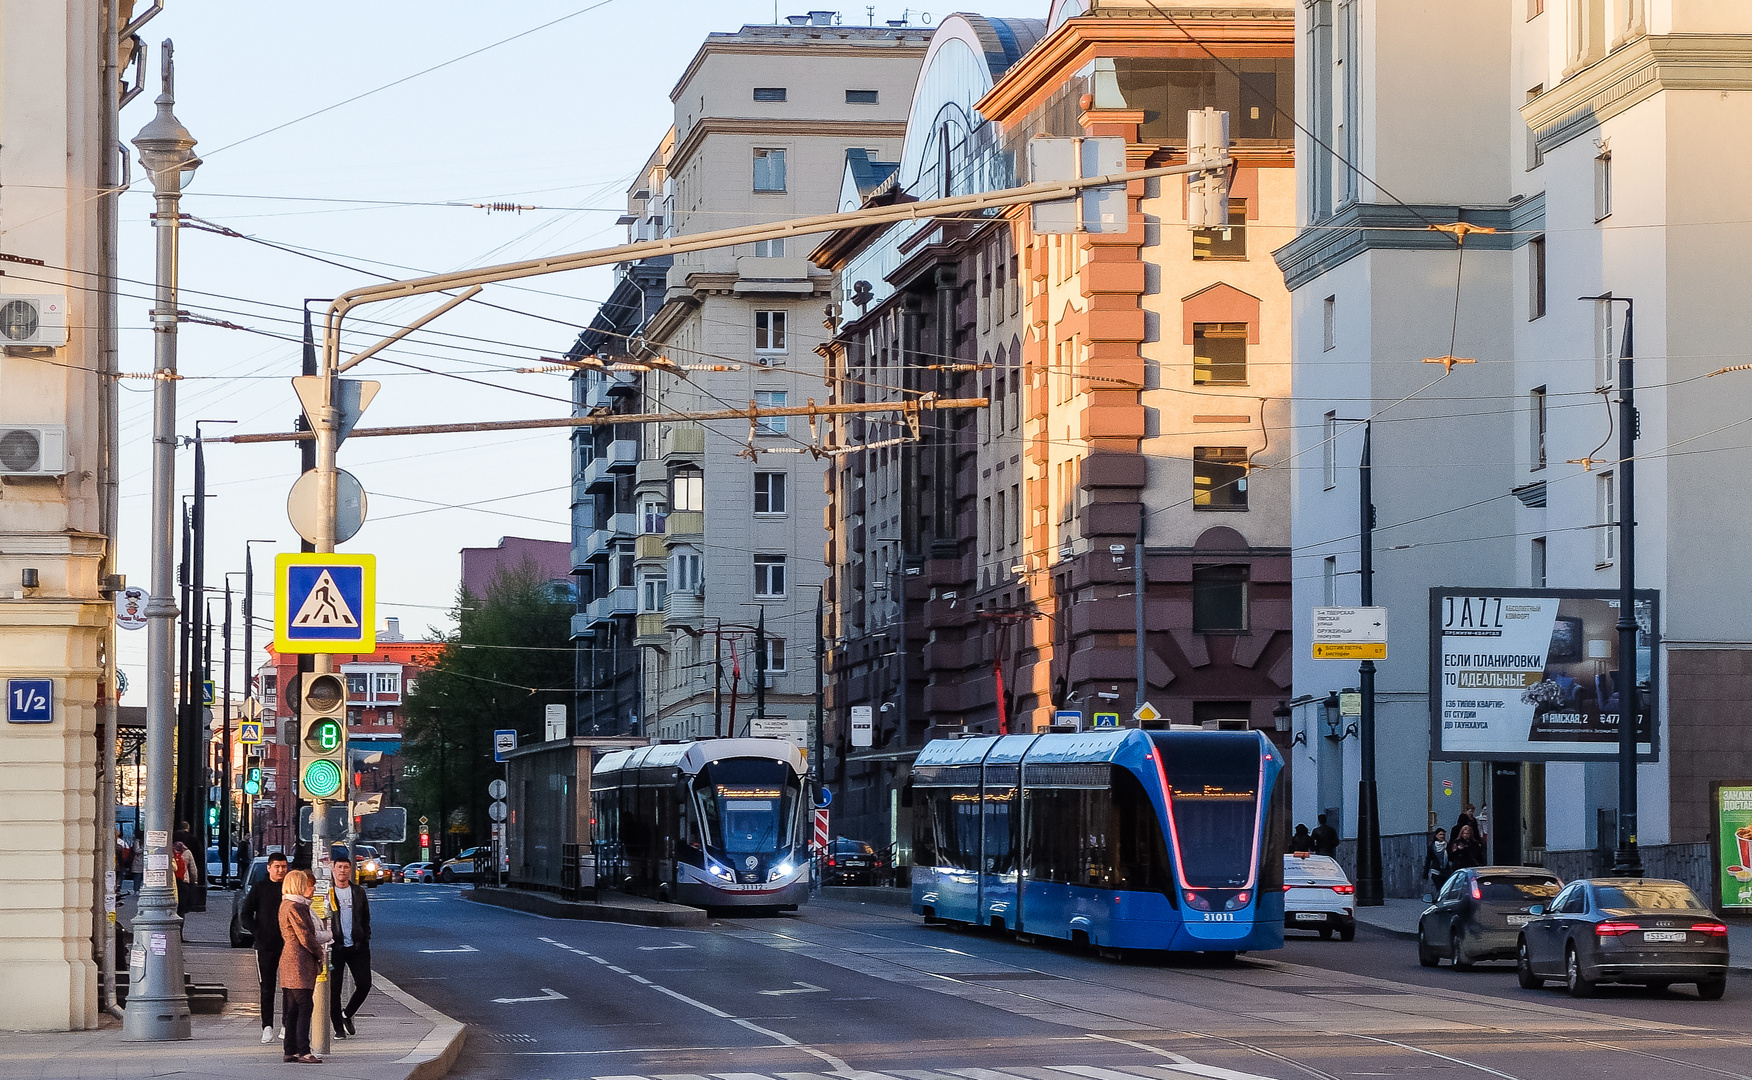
xmin=112 ymin=0 xmax=1053 ymax=702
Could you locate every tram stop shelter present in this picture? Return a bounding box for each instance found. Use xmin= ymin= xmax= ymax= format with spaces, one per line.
xmin=503 ymin=735 xmax=647 ymax=896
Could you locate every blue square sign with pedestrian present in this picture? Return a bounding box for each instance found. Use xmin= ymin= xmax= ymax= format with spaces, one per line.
xmin=274 ymin=553 xmax=376 ymax=654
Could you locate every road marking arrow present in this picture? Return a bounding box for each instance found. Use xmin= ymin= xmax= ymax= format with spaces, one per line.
xmin=419 ymin=945 xmax=478 ymax=953
xmin=493 ymin=988 xmax=567 ymax=1004
xmin=757 ymin=981 xmax=829 ymax=996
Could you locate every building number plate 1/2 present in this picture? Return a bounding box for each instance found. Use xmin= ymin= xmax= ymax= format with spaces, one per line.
xmin=7 ymin=678 xmax=54 ymax=723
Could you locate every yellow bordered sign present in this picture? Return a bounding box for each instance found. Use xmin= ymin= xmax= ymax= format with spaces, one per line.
xmin=274 ymin=553 xmax=376 ymax=654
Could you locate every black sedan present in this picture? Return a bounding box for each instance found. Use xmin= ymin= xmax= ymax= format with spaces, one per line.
xmin=1418 ymin=866 xmax=1562 ymax=968
xmin=824 ymin=837 xmax=885 ymax=885
xmin=1516 ymin=878 xmax=1728 ymax=998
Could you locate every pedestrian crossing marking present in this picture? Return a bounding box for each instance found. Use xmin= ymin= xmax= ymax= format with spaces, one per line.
xmin=291 ymin=569 xmax=359 ymax=627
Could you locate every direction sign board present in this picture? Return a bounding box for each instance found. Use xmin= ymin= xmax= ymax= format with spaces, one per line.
xmin=849 ymin=705 xmax=873 ymax=748
xmin=1312 ymin=606 xmax=1388 ymax=660
xmin=239 ymin=720 xmax=263 ymax=745
xmin=1054 ymin=710 xmax=1082 ymax=731
xmin=1092 ymin=711 xmax=1119 ymax=729
xmin=274 ymin=553 xmax=376 ymax=654
xmin=493 ymin=729 xmax=518 ymax=763
xmin=544 ymin=704 xmax=566 ymax=742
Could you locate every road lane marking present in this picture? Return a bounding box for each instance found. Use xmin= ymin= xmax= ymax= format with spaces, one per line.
xmin=758 ymin=982 xmax=829 ymax=996
xmin=492 ymin=987 xmax=568 ymax=1004
xmin=419 ymin=944 xmax=479 ymax=953
xmin=1081 ymin=1035 xmax=1197 ymax=1066
xmin=609 ymin=965 xmax=631 ymax=973
xmin=639 ymin=943 xmax=697 ymax=951
xmin=630 ymin=975 xmax=653 ymax=984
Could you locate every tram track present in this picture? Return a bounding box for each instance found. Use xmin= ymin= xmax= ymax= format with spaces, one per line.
xmin=714 ymin=902 xmax=1752 ymax=1080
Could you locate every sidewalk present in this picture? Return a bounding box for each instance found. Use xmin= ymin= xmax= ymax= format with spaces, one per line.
xmin=0 ymin=886 xmax=464 ymax=1080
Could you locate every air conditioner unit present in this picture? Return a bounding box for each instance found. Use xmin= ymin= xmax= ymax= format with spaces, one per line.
xmin=0 ymin=295 xmax=69 ymax=349
xmin=763 ymin=673 xmax=779 ymax=689
xmin=0 ymin=425 xmax=69 ymax=477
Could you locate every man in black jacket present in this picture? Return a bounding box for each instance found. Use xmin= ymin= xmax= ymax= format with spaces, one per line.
xmin=327 ymin=856 xmax=372 ymax=1037
xmin=238 ymin=851 xmax=289 ymax=1043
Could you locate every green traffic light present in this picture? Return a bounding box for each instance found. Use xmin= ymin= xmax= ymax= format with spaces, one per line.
xmin=302 ymin=758 xmax=343 ymax=799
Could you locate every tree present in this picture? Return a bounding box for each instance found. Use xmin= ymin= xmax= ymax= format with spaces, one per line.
xmin=401 ymin=561 xmax=571 ymax=858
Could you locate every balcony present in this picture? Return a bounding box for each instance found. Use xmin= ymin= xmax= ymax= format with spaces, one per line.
xmin=666 ymin=510 xmax=704 ymax=539
xmin=583 ymin=368 xmax=640 ymax=409
xmin=635 ymin=533 xmax=667 ymax=562
xmin=582 ymin=513 xmax=636 ymax=561
xmin=584 ymin=438 xmax=639 ymax=490
xmin=636 ymin=612 xmax=668 ymax=646
xmin=585 ymin=586 xmax=637 ymax=626
xmin=665 ymin=587 xmax=704 ymax=628
xmin=662 ymin=422 xmax=705 ymax=464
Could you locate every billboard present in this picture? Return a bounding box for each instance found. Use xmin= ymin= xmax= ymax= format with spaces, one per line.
xmin=1428 ymin=588 xmax=1658 ymax=762
xmin=1713 ymin=783 xmax=1752 ymax=914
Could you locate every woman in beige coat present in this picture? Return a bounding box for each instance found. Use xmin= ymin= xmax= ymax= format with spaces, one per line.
xmin=277 ymin=869 xmax=331 ymax=1063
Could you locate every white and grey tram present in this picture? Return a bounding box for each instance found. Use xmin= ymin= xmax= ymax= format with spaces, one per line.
xmin=591 ymin=738 xmax=811 ymax=910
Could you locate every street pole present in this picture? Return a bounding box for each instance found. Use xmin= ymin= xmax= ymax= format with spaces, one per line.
xmin=124 ymin=42 xmax=197 ymax=1040
xmin=187 ymin=432 xmax=206 ymax=847
xmin=176 ymin=501 xmax=192 ymax=831
xmin=1355 ymin=422 xmax=1384 ymax=907
xmin=713 ymin=627 xmax=724 ymax=738
xmin=754 ymin=608 xmax=768 ymax=726
xmin=244 ymin=540 xmax=272 ymax=851
xmin=1585 ymin=295 xmax=1642 ymax=877
xmin=221 ymin=579 xmax=234 ymax=882
xmin=1134 ymin=508 xmax=1147 ymax=719
xmin=814 ymin=589 xmax=825 ymax=804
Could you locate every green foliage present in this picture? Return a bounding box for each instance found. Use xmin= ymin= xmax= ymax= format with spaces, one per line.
xmin=400 ymin=561 xmax=571 ymax=856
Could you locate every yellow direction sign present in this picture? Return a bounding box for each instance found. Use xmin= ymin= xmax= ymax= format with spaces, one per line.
xmin=1311 ymin=606 xmax=1388 ymax=661
xmin=1313 ymin=642 xmax=1388 ymax=660
xmin=274 ymin=553 xmax=376 ymax=654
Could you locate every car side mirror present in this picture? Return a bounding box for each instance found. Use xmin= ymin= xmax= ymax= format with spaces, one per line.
xmin=1529 ymin=905 xmax=1544 ymax=916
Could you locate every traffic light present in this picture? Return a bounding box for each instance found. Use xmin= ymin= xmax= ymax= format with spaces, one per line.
xmin=1186 ymin=107 xmax=1232 ymax=229
xmin=244 ymin=766 xmax=262 ymax=796
xmin=207 ymin=805 xmax=219 ymax=829
xmin=297 ymin=672 xmax=348 ymax=801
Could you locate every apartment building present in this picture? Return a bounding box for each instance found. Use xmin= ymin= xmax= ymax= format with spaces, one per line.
xmin=814 ymin=1 xmax=1297 ymax=849
xmin=631 ymin=16 xmax=928 ymax=745
xmin=1276 ymin=0 xmax=1752 ymax=895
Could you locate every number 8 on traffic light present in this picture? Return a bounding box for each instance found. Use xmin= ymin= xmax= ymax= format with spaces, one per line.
xmin=298 ymin=673 xmax=348 ymax=800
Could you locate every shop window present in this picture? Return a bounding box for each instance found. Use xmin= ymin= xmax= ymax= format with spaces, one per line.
xmin=1193 ymin=447 xmax=1249 ymax=510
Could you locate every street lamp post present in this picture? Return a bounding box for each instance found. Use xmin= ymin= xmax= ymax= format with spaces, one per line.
xmin=124 ymin=41 xmax=199 ymax=1042
xmin=1581 ymin=294 xmax=1642 ymax=877
xmin=243 ymin=540 xmax=275 ymax=851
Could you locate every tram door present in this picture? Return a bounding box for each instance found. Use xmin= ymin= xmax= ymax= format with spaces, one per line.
xmin=980 ymin=767 xmax=1019 ymax=928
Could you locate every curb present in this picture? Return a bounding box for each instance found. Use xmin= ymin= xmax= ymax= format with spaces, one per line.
xmin=373 ymin=971 xmax=467 ymax=1080
xmin=464 ymin=886 xmax=708 ymax=927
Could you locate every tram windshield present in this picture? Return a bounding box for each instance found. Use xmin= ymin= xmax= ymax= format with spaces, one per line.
xmin=695 ymin=759 xmax=799 ymax=856
xmin=1151 ymin=733 xmax=1260 ymax=889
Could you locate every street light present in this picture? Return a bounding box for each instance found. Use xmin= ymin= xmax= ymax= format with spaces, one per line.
xmin=124 ymin=40 xmax=198 ymax=1043
xmin=1580 ymin=293 xmax=1641 ymax=877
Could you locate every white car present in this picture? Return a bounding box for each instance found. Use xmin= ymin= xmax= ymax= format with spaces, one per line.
xmin=1283 ymin=853 xmax=1357 ymax=940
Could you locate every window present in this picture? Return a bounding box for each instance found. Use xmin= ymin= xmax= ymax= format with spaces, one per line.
xmin=1529 ymin=235 xmax=1546 ymax=318
xmin=981 ymin=497 xmax=992 ymax=554
xmin=1193 ymin=323 xmax=1248 ymax=384
xmin=346 ymin=674 xmax=368 ymax=695
xmin=1598 ymin=472 xmax=1617 ymax=565
xmin=1531 ymin=537 xmax=1547 ymax=588
xmin=672 ymin=552 xmax=701 ymax=594
xmin=1193 ymin=447 xmax=1249 ymax=510
xmin=641 ymin=498 xmax=667 ymax=535
xmin=754 ymin=554 xmax=787 ymax=597
xmin=845 ymin=89 xmax=878 ymax=104
xmin=1594 ymin=149 xmax=1612 ymax=220
xmin=1322 ymin=295 xmax=1337 ymax=351
xmin=1323 ymin=556 xmax=1338 ymax=606
xmin=755 ymin=310 xmax=788 ymax=353
xmin=347 ymin=707 xmax=362 ymax=726
xmin=1530 ymin=386 xmax=1547 ymax=470
xmin=1596 ymin=299 xmax=1617 ymax=385
xmin=753 ymin=87 xmax=787 ymax=102
xmin=754 ymin=148 xmax=787 ymax=192
xmin=762 ymin=637 xmax=787 ymax=672
xmin=616 ymin=546 xmax=635 ymax=587
xmin=1192 ymin=199 xmax=1247 ymax=259
xmin=378 ymin=709 xmax=396 ymax=726
xmin=754 ymin=472 xmax=787 ymax=514
xmin=374 ymin=672 xmax=400 ymax=695
xmin=753 ymin=238 xmax=785 ymax=258
xmin=641 ymin=574 xmax=668 ymax=613
xmin=1323 ymin=411 xmax=1339 ymax=490
xmin=755 ymin=390 xmax=788 ymax=434
xmin=671 ymin=468 xmax=704 ymax=511
xmin=994 ymin=488 xmax=1007 ymax=550
xmin=1192 ymin=564 xmax=1249 ymax=631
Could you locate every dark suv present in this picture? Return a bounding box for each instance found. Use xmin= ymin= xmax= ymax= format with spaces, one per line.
xmin=824 ymin=838 xmax=885 ymax=885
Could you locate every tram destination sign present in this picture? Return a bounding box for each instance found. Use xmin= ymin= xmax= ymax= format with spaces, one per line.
xmin=1427 ymin=588 xmax=1658 ymax=763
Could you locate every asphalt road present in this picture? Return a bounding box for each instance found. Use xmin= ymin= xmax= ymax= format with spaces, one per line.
xmin=365 ymin=884 xmax=1752 ymax=1080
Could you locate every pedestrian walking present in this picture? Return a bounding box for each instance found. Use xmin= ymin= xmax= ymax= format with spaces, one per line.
xmin=1311 ymin=814 xmax=1340 ymax=857
xmin=278 ymin=868 xmax=330 ymax=1064
xmin=240 ymin=851 xmax=289 ymax=1043
xmin=1447 ymin=822 xmax=1486 ymax=873
xmin=1423 ymin=827 xmax=1449 ymax=900
xmin=326 ymin=856 xmax=373 ymax=1038
xmin=1289 ymin=824 xmax=1314 ymax=854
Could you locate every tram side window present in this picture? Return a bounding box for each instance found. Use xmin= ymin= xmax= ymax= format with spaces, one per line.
xmin=1111 ymin=768 xmax=1173 ymax=894
xmin=1258 ymin=770 xmax=1287 ymax=893
xmin=927 ymin=787 xmax=981 ymax=871
xmin=1024 ymin=786 xmax=1106 ymax=884
xmin=912 ymin=788 xmax=940 ymax=867
xmin=983 ymin=787 xmax=1018 ymax=874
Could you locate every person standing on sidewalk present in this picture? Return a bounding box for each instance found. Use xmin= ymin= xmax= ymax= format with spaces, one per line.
xmin=325 ymin=856 xmax=373 ymax=1037
xmin=240 ymin=851 xmax=289 ymax=1043
xmin=1311 ymin=814 xmax=1340 ymax=857
xmin=278 ymin=868 xmax=331 ymax=1064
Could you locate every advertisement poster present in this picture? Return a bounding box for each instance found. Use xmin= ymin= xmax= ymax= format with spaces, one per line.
xmin=1717 ymin=784 xmax=1752 ymax=913
xmin=1428 ymin=589 xmax=1657 ymax=761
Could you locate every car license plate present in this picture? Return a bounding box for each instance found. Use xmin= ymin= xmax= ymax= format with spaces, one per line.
xmin=1294 ymin=912 xmax=1326 ymax=922
xmin=1643 ymin=931 xmax=1687 ymax=943
xmin=1507 ymin=915 xmax=1534 ymax=925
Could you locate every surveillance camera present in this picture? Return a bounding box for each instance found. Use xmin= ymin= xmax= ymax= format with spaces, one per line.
xmin=1109 ymin=544 xmax=1126 ymax=556
xmin=1097 ymin=691 xmax=1120 ymax=701
xmin=904 ymin=567 xmax=921 ymax=577
xmin=880 ymin=702 xmax=895 ymax=713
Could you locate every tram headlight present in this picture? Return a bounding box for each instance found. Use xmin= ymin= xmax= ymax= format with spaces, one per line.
xmin=708 ymin=861 xmax=734 ymax=881
xmin=769 ymin=861 xmax=795 ymax=882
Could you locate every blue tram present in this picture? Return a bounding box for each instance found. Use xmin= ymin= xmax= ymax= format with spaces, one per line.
xmin=593 ymin=738 xmax=811 ymax=910
xmin=910 ymin=729 xmax=1285 ymax=954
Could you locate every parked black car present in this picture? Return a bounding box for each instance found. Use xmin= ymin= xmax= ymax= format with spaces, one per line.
xmin=824 ymin=837 xmax=885 ymax=885
xmin=1517 ymin=878 xmax=1729 ymax=998
xmin=1417 ymin=865 xmax=1562 ymax=968
xmin=228 ymin=857 xmax=270 ymax=948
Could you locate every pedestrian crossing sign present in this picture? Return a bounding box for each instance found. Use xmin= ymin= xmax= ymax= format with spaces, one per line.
xmin=273 ymin=553 xmax=376 ymax=654
xmin=239 ymin=720 xmax=263 ymax=745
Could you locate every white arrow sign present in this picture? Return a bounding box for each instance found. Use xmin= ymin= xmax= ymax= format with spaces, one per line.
xmin=419 ymin=945 xmax=479 ymax=954
xmin=493 ymin=988 xmax=567 ymax=1004
xmin=757 ymin=981 xmax=829 ymax=996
